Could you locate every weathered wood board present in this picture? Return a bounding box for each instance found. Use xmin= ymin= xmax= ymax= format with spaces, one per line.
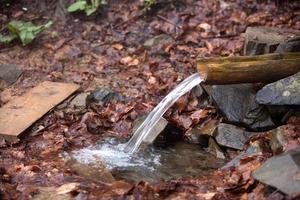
xmin=0 ymin=81 xmax=79 ymax=142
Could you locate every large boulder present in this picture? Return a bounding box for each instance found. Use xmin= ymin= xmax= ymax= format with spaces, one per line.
xmin=211 ymin=84 xmax=275 ymax=130
xmin=253 ymin=148 xmax=300 ymax=197
xmin=256 ymin=72 xmax=300 ymax=106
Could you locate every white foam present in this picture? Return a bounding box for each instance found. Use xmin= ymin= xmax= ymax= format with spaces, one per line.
xmin=71 ymin=139 xmax=161 ymax=171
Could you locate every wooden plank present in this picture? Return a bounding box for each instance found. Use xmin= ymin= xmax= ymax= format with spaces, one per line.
xmin=0 ymin=81 xmax=79 ymax=142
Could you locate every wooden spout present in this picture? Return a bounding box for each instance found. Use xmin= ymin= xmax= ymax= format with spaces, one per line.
xmin=197 ymin=52 xmax=300 ymax=85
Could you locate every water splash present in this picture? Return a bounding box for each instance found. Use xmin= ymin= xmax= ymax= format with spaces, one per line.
xmin=72 ymin=138 xmax=160 ymax=171
xmin=124 ymin=73 xmax=203 ymax=153
xmin=70 ymin=138 xmax=225 ymax=183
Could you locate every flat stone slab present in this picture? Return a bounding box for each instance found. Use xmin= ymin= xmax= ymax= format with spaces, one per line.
xmin=253 ymin=148 xmax=300 ymax=197
xmin=0 ymin=81 xmax=79 ymax=141
xmin=215 ymin=123 xmax=258 ymax=150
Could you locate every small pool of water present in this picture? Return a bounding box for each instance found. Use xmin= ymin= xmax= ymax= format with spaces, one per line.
xmin=70 ymin=138 xmax=226 ymax=183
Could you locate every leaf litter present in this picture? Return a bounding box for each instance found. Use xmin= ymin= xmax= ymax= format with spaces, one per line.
xmin=0 ymin=0 xmax=300 ymax=199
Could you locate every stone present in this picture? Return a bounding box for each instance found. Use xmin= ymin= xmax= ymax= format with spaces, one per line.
xmin=187 ymin=119 xmax=219 ymax=146
xmin=69 ymin=92 xmax=89 ymax=108
xmin=243 ymin=27 xmax=300 ymax=55
xmin=269 ymin=126 xmax=289 ymax=154
xmin=132 ymin=115 xmax=169 ymax=144
xmin=222 ymin=140 xmax=270 ymax=169
xmin=208 ymin=138 xmax=226 ymax=159
xmin=191 ymin=84 xmax=209 ymax=106
xmin=275 ymin=36 xmax=300 ymax=53
xmin=0 ymin=64 xmax=23 ymax=85
xmin=215 ymin=123 xmax=258 ymax=150
xmin=253 ymin=148 xmax=300 ymax=197
xmin=191 ymin=84 xmax=204 ymax=97
xmin=33 ymin=186 xmax=72 ymax=200
xmin=67 ymin=157 xmax=115 ymax=183
xmin=143 ymin=34 xmax=173 ymax=50
xmin=87 ymin=88 xmax=127 ymax=105
xmin=211 ymin=84 xmax=275 ymax=131
xmin=256 ymin=72 xmax=300 ymax=106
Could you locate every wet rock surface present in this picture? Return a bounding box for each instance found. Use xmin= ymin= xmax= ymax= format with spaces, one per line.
xmin=253 ymin=148 xmax=300 ymax=196
xmin=87 ymin=88 xmax=127 ymax=105
xmin=256 ymin=72 xmax=300 ymax=105
xmin=211 ymin=84 xmax=274 ymax=130
xmin=215 ymin=123 xmax=258 ymax=150
xmin=208 ymin=138 xmax=226 ymax=159
xmin=67 ymin=158 xmax=115 ymax=183
xmin=0 ymin=64 xmax=23 ymax=85
xmin=187 ymin=119 xmax=218 ymax=145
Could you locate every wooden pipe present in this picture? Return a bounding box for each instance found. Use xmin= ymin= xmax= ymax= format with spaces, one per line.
xmin=197 ymin=52 xmax=300 ymax=85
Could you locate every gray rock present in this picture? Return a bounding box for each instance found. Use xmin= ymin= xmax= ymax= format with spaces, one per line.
xmin=243 ymin=26 xmax=300 ymax=55
xmin=208 ymin=138 xmax=226 ymax=159
xmin=253 ymin=148 xmax=300 ymax=197
xmin=212 ymin=84 xmax=275 ymax=130
xmin=87 ymin=88 xmax=127 ymax=105
xmin=222 ymin=140 xmax=270 ymax=169
xmin=143 ymin=34 xmax=173 ymax=50
xmin=275 ymin=36 xmax=300 ymax=53
xmin=187 ymin=119 xmax=219 ymax=146
xmin=70 ymin=92 xmax=89 ymax=108
xmin=132 ymin=115 xmax=169 ymax=144
xmin=269 ymin=126 xmax=289 ymax=154
xmin=215 ymin=123 xmax=258 ymax=150
xmin=67 ymin=158 xmax=115 ymax=183
xmin=0 ymin=64 xmax=23 ymax=85
xmin=256 ymin=72 xmax=300 ymax=105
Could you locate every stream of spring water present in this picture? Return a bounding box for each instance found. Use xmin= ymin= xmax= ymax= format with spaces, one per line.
xmin=69 ymin=73 xmax=212 ymax=183
xmin=124 ymin=73 xmax=204 ymax=153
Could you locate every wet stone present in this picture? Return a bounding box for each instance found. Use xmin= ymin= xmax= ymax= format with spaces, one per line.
xmin=222 ymin=140 xmax=270 ymax=169
xmin=132 ymin=114 xmax=169 ymax=144
xmin=187 ymin=119 xmax=219 ymax=146
xmin=0 ymin=64 xmax=23 ymax=85
xmin=211 ymin=84 xmax=275 ymax=130
xmin=215 ymin=123 xmax=258 ymax=150
xmin=253 ymin=148 xmax=300 ymax=196
xmin=270 ymin=126 xmax=289 ymax=154
xmin=256 ymin=72 xmax=300 ymax=106
xmin=33 ymin=186 xmax=72 ymax=200
xmin=208 ymin=138 xmax=226 ymax=159
xmin=87 ymin=88 xmax=127 ymax=105
xmin=67 ymin=157 xmax=115 ymax=183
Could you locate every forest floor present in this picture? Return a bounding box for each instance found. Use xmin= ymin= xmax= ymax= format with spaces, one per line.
xmin=1 ymin=0 xmax=300 ymax=199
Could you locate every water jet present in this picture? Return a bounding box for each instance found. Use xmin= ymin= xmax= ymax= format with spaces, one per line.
xmin=125 ymin=52 xmax=300 ymax=153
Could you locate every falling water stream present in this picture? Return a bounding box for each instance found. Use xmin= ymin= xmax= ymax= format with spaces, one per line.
xmin=124 ymin=73 xmax=204 ymax=153
xmin=68 ymin=73 xmax=225 ymax=183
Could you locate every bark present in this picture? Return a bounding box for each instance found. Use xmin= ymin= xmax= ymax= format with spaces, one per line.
xmin=197 ymin=52 xmax=300 ymax=85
